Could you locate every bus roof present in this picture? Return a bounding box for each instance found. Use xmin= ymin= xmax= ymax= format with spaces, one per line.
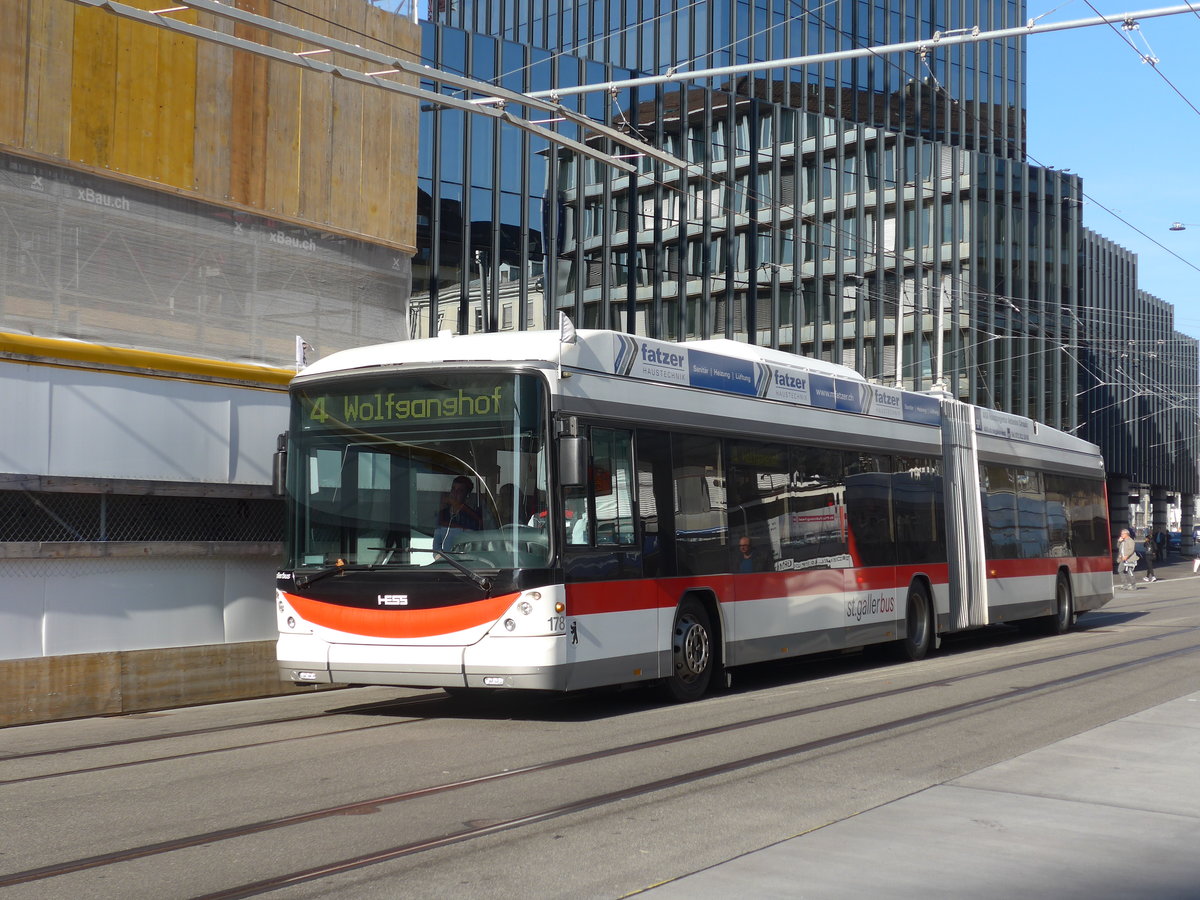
xmin=299 ymin=329 xmax=865 ymax=382
xmin=296 ymin=329 xmax=1099 ymax=456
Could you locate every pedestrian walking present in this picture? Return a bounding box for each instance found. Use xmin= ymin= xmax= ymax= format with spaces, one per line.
xmin=1141 ymin=532 xmax=1158 ymax=582
xmin=1154 ymin=527 xmax=1167 ymax=562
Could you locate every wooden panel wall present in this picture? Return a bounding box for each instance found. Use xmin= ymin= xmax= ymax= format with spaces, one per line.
xmin=0 ymin=0 xmax=29 ymax=146
xmin=1 ymin=0 xmax=420 ymax=253
xmin=0 ymin=641 xmax=333 ymax=726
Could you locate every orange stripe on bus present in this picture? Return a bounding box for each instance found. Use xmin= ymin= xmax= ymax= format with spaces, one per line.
xmin=284 ymin=591 xmax=520 ymax=639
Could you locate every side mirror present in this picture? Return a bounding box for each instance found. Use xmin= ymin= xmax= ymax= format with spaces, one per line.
xmin=272 ymin=432 xmax=288 ymax=496
xmin=558 ymin=436 xmax=589 ymax=487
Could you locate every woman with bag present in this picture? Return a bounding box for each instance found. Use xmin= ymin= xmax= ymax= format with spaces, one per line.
xmin=1116 ymin=528 xmax=1137 ymax=591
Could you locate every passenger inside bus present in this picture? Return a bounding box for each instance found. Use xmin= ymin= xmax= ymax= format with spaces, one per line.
xmin=733 ymin=535 xmax=769 ymax=572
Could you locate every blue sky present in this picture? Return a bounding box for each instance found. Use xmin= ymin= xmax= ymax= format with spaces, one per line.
xmin=1026 ymin=1 xmax=1200 ymax=338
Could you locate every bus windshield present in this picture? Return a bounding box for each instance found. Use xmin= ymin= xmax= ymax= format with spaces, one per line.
xmin=285 ymin=371 xmax=551 ymax=573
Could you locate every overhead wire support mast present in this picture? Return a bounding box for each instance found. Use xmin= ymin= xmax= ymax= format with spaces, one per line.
xmin=463 ymin=3 xmax=1200 ymax=103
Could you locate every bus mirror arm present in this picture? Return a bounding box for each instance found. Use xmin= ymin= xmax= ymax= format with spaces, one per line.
xmin=559 ymin=436 xmax=589 ymax=487
xmin=272 ymin=432 xmax=288 ymax=496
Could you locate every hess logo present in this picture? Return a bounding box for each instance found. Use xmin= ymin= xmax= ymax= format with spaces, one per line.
xmin=377 ymin=594 xmax=409 ymax=606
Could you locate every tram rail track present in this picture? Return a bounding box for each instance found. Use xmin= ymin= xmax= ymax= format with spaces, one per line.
xmin=0 ymin=616 xmax=1189 ymax=789
xmin=0 ymin=694 xmax=442 ymax=763
xmin=3 ymin=623 xmax=1197 ymax=894
xmin=195 ymin=641 xmax=1200 ymax=900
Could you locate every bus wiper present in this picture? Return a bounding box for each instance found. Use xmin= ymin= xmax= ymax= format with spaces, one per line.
xmin=296 ymin=555 xmax=410 ymax=587
xmin=295 ymin=558 xmax=348 ymax=588
xmin=432 ymin=549 xmax=492 ymax=592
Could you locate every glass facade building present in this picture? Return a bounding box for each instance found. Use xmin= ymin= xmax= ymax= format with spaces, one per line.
xmin=416 ymin=0 xmax=1080 ymax=428
xmin=1078 ymin=229 xmax=1199 ymax=524
xmin=442 ymin=0 xmax=1026 ymax=158
xmin=415 ymin=0 xmax=1195 ymax=501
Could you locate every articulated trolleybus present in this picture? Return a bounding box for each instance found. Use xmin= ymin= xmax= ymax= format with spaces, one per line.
xmin=275 ymin=329 xmax=1111 ymax=701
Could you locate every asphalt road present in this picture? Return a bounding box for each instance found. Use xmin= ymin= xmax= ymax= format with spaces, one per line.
xmin=2 ymin=564 xmax=1198 ymax=899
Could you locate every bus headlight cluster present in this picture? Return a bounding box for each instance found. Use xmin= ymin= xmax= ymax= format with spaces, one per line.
xmin=276 ymin=595 xmax=311 ymax=634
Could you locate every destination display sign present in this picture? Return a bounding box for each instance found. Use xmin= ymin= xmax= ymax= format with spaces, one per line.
xmin=299 ymin=383 xmax=513 ymax=431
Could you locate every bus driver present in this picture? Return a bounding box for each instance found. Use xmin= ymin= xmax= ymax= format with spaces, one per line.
xmin=434 ymin=475 xmax=483 ymax=549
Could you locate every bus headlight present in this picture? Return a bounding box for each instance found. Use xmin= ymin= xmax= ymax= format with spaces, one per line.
xmin=518 ymin=601 xmax=533 ymax=615
xmin=504 ymin=618 xmax=517 ymax=632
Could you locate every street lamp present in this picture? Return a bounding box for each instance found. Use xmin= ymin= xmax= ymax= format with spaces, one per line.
xmin=1169 ymin=222 xmax=1199 ymax=231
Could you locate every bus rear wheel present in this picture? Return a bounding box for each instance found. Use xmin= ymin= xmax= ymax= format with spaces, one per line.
xmin=897 ymin=582 xmax=933 ymax=661
xmin=1021 ymin=573 xmax=1075 ymax=636
xmin=663 ymin=598 xmax=714 ymax=702
xmin=1050 ymin=573 xmax=1074 ymax=635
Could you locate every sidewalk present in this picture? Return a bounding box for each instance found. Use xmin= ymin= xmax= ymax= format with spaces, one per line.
xmin=643 ymin=606 xmax=1200 ymax=898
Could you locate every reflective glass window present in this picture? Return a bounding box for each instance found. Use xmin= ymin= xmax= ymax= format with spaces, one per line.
xmin=846 ymin=453 xmax=894 ymax=566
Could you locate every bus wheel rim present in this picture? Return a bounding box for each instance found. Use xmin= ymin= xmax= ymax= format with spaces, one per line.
xmin=677 ymin=615 xmax=710 ymax=681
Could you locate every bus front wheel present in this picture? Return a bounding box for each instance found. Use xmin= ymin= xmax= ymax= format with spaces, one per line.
xmin=663 ymin=598 xmax=714 ymax=702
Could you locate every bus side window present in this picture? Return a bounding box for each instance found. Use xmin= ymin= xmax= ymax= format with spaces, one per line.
xmin=727 ymin=440 xmax=789 ymax=572
xmin=565 ymin=426 xmax=635 ymax=548
xmin=981 ymin=464 xmax=1020 ymax=560
xmin=789 ymin=446 xmax=848 ymax=565
xmin=672 ymin=435 xmax=727 ymax=575
xmin=636 ymin=429 xmax=676 ymax=578
xmin=845 ymin=453 xmax=894 ymax=567
xmin=1016 ymin=469 xmax=1049 ymax=558
xmin=590 ymin=427 xmax=635 ymax=545
xmin=892 ymin=456 xmax=946 ymax=565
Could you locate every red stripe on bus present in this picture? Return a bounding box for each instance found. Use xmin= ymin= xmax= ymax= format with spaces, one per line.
xmin=283 ymin=591 xmax=520 ymax=639
xmin=564 ymin=556 xmax=1109 ymax=614
xmin=564 ymin=578 xmax=723 ymax=616
xmin=565 ymin=566 xmax=948 ymax=613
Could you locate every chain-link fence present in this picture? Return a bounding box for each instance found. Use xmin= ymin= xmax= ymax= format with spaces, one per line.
xmin=0 ymin=489 xmax=282 ymax=545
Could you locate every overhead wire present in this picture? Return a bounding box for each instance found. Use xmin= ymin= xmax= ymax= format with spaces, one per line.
xmin=271 ymin=0 xmax=1200 ymax=306
xmin=1028 ymin=0 xmax=1200 ymax=277
xmin=251 ymin=0 xmax=1196 ymax=430
xmin=592 ymin=31 xmax=1186 ymax=418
